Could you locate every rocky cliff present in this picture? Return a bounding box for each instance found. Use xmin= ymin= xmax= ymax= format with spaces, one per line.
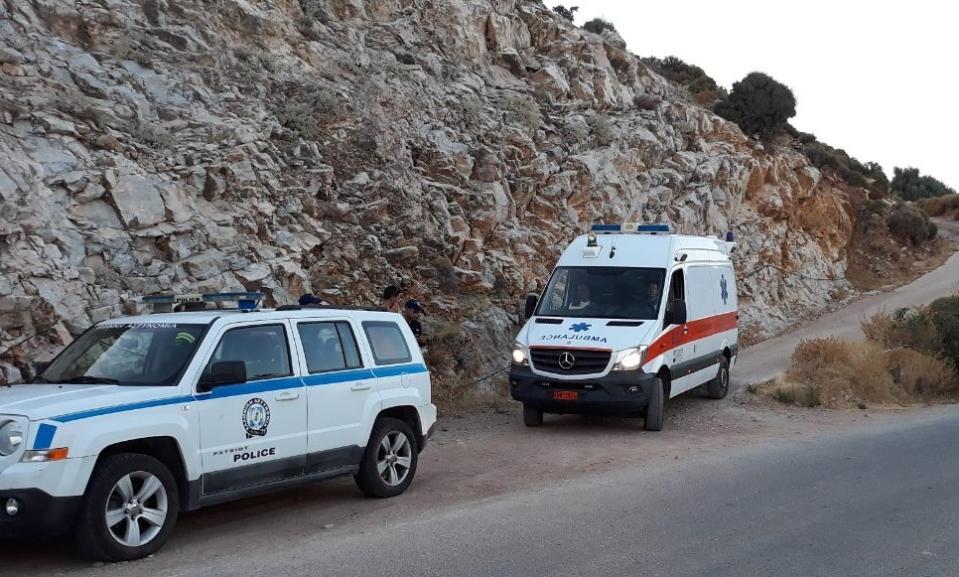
xmin=0 ymin=0 xmax=859 ymax=388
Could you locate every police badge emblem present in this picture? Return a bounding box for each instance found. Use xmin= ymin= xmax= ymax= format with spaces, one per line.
xmin=242 ymin=398 xmax=271 ymax=438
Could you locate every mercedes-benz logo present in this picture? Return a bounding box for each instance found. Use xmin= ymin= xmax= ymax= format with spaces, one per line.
xmin=558 ymin=351 xmax=576 ymax=370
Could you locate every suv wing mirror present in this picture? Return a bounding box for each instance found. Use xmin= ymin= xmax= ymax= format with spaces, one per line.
xmin=198 ymin=361 xmax=247 ymax=392
xmin=665 ymin=299 xmax=687 ymax=325
xmin=524 ymin=293 xmax=539 ymax=319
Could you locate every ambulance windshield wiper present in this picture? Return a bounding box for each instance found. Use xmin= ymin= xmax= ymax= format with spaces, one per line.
xmin=59 ymin=375 xmax=120 ymax=385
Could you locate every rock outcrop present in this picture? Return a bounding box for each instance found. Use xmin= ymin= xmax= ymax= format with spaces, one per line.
xmin=0 ymin=0 xmax=858 ymax=387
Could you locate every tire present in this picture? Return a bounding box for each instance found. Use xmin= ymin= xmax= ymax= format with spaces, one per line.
xmin=644 ymin=378 xmax=665 ymax=431
xmin=355 ymin=417 xmax=419 ymax=498
xmin=75 ymin=453 xmax=180 ymax=562
xmin=707 ymin=356 xmax=730 ymax=400
xmin=522 ymin=404 xmax=543 ymax=427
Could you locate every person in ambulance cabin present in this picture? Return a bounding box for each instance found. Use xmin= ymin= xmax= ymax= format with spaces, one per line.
xmin=642 ymin=280 xmax=662 ymax=318
xmin=569 ymin=283 xmax=592 ymax=311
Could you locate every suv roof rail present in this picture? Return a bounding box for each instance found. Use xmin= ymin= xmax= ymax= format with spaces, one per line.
xmin=275 ymin=304 xmax=388 ymax=312
xmin=142 ymin=291 xmax=263 ymax=313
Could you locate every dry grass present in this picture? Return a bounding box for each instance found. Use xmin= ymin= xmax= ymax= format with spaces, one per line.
xmin=917 ymin=194 xmax=959 ymax=219
xmin=753 ymin=337 xmax=959 ymax=408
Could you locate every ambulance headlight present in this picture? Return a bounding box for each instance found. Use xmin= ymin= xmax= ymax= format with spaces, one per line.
xmin=0 ymin=421 xmax=24 ymax=456
xmin=613 ymin=347 xmax=646 ymax=371
xmin=511 ymin=344 xmax=528 ymax=366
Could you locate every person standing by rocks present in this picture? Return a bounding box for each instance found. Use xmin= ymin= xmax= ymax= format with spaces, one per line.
xmin=402 ymin=299 xmax=426 ymax=345
xmin=381 ymin=285 xmax=403 ymax=313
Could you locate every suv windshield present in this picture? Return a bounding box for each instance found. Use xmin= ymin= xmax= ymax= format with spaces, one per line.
xmin=39 ymin=323 xmax=207 ymax=387
xmin=535 ymin=266 xmax=667 ymax=320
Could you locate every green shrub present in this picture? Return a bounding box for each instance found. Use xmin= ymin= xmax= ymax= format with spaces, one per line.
xmin=583 ymin=18 xmax=615 ymax=34
xmin=891 ymin=167 xmax=957 ymax=201
xmin=799 ymin=136 xmax=888 ymax=193
xmin=275 ymin=83 xmax=344 ymax=140
xmin=886 ymin=204 xmax=932 ymax=245
xmin=713 ymin=72 xmax=796 ymax=142
xmin=928 ymin=297 xmax=959 ymax=369
xmin=552 ymin=5 xmax=578 ymax=21
xmin=864 ymin=297 xmax=959 ymax=370
xmin=641 ymin=56 xmax=726 ymax=106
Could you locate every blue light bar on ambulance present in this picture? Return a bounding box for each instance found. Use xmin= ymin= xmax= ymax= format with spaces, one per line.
xmin=590 ymin=224 xmax=621 ymax=233
xmin=142 ymin=291 xmax=263 ymax=311
xmin=634 ymin=224 xmax=671 ymax=233
xmin=590 ymin=223 xmax=672 ymax=234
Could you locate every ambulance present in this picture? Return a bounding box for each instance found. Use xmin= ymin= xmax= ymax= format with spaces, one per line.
xmin=509 ymin=224 xmax=738 ymax=431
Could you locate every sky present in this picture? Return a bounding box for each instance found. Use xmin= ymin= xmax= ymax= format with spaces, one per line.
xmin=571 ymin=0 xmax=959 ymax=191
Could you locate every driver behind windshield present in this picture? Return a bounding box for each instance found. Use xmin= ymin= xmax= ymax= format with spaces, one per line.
xmin=569 ymin=284 xmax=591 ymax=310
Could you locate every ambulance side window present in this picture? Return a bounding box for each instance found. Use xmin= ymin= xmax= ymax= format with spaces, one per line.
xmin=669 ymin=269 xmax=685 ymax=301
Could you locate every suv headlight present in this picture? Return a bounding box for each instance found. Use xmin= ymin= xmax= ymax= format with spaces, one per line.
xmin=613 ymin=347 xmax=647 ymax=371
xmin=0 ymin=420 xmax=24 ymax=456
xmin=512 ymin=344 xmax=529 ymax=366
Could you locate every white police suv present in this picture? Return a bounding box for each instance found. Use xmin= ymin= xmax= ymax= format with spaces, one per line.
xmin=0 ymin=293 xmax=436 ymax=561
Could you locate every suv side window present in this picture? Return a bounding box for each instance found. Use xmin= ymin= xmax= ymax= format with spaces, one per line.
xmin=362 ymin=321 xmax=412 ymax=366
xmin=204 ymin=324 xmax=292 ymax=382
xmin=297 ymin=321 xmax=363 ymax=374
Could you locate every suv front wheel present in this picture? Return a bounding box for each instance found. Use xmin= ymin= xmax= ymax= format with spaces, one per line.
xmin=75 ymin=453 xmax=180 ymax=562
xmin=355 ymin=417 xmax=419 ymax=498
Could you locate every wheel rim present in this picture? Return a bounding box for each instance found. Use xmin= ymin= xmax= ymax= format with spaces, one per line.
xmin=105 ymin=471 xmax=168 ymax=548
xmin=720 ymin=366 xmax=729 ymax=393
xmin=376 ymin=431 xmax=412 ymax=487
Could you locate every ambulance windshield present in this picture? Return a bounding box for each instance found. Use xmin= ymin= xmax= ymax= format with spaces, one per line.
xmin=535 ymin=267 xmax=667 ymax=320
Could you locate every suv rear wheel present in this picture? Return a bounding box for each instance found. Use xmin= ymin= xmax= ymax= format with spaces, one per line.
xmin=355 ymin=417 xmax=419 ymax=498
xmin=75 ymin=453 xmax=180 ymax=562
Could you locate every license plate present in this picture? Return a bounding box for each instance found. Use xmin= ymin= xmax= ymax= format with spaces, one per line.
xmin=553 ymin=390 xmax=579 ymax=401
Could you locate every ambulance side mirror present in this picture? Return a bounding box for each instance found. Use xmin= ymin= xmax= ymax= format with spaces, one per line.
xmin=665 ymin=299 xmax=687 ymax=325
xmin=524 ymin=293 xmax=539 ymax=319
xmin=198 ymin=361 xmax=247 ymax=392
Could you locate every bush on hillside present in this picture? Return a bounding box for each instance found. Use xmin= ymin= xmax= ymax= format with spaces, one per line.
xmin=713 ymin=72 xmax=795 ymax=143
xmin=886 ymin=204 xmax=936 ymax=245
xmin=863 ymin=296 xmax=959 ymax=371
xmin=582 ymin=18 xmax=615 ymax=34
xmin=552 ymin=5 xmax=578 ymax=21
xmin=891 ymin=167 xmax=957 ymax=201
xmin=641 ymin=56 xmax=726 ymax=106
xmin=797 ymin=134 xmax=889 ymax=194
xmin=275 ymin=83 xmax=344 ymax=140
xmin=916 ymin=193 xmax=959 ymax=220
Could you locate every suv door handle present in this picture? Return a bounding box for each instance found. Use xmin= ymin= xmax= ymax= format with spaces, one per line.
xmin=350 ymin=382 xmax=372 ymax=391
xmin=275 ymin=391 xmax=300 ymax=401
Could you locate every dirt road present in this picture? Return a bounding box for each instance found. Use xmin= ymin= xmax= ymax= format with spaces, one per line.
xmin=1 ymin=221 xmax=956 ymax=576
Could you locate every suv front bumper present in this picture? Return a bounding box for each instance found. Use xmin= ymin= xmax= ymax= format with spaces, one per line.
xmin=0 ymin=488 xmax=80 ymax=539
xmin=509 ymin=365 xmax=659 ymax=415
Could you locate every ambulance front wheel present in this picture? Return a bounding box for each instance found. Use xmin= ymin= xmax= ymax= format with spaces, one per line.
xmin=644 ymin=378 xmax=664 ymax=431
xmin=523 ymin=404 xmax=543 ymax=427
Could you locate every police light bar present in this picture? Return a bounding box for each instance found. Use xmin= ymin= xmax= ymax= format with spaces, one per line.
xmin=142 ymin=292 xmax=263 ymax=311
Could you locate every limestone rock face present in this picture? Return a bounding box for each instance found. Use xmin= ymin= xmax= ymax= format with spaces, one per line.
xmin=0 ymin=0 xmax=858 ymax=385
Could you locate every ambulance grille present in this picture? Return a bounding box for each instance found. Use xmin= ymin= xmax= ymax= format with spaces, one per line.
xmin=529 ymin=348 xmax=611 ymax=374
